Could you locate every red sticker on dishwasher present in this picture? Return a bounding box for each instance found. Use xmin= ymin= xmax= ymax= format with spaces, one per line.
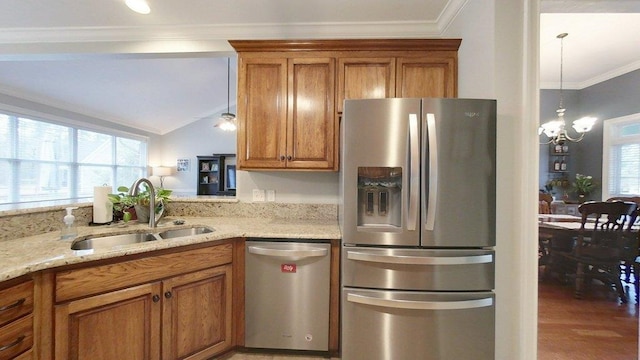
xmin=281 ymin=264 xmax=296 ymax=273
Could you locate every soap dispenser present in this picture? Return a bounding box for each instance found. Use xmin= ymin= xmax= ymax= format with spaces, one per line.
xmin=61 ymin=207 xmax=78 ymax=240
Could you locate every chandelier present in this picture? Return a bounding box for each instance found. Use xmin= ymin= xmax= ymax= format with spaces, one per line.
xmin=539 ymin=33 xmax=596 ymax=145
xmin=215 ymin=57 xmax=237 ymax=131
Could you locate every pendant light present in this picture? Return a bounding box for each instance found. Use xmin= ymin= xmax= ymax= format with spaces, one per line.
xmin=539 ymin=33 xmax=596 ymax=144
xmin=215 ymin=57 xmax=237 ymax=131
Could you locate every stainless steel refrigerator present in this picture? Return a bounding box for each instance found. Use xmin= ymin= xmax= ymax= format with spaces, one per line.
xmin=339 ymin=98 xmax=496 ymax=360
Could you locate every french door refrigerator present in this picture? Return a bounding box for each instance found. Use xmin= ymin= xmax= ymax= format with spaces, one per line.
xmin=339 ymin=98 xmax=496 ymax=360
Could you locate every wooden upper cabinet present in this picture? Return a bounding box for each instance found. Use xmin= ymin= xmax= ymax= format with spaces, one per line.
xmin=237 ymin=57 xmax=288 ymax=169
xmin=337 ymin=57 xmax=395 ymax=113
xmin=230 ymin=39 xmax=460 ymax=171
xmin=396 ymin=55 xmax=457 ymax=98
xmin=287 ymin=57 xmax=336 ymax=169
xmin=235 ymin=53 xmax=337 ymax=170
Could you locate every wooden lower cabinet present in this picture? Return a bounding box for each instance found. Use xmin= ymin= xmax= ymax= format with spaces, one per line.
xmin=53 ymin=245 xmax=235 ymax=360
xmin=0 ymin=277 xmax=35 ymax=360
xmin=55 ymin=283 xmax=162 ymax=360
xmin=162 ymin=265 xmax=233 ymax=360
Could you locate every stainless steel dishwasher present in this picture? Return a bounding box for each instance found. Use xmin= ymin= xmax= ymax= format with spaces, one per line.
xmin=245 ymin=238 xmax=331 ymax=351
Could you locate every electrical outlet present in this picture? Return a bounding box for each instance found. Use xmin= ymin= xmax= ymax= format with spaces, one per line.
xmin=267 ymin=190 xmax=276 ymax=202
xmin=252 ymin=189 xmax=265 ymax=202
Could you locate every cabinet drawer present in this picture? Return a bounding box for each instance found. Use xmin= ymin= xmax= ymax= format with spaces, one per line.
xmin=56 ymin=243 xmax=233 ymax=302
xmin=0 ymin=280 xmax=33 ymax=327
xmin=0 ymin=314 xmax=33 ymax=360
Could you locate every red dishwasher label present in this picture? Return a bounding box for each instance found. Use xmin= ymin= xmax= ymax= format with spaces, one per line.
xmin=281 ymin=264 xmax=296 ymax=273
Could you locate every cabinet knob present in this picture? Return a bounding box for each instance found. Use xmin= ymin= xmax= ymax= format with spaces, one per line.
xmin=280 ymin=155 xmax=285 ymax=161
xmin=164 ymin=291 xmax=173 ymax=299
xmin=287 ymin=155 xmax=292 ymax=161
xmin=152 ymin=295 xmax=160 ymax=303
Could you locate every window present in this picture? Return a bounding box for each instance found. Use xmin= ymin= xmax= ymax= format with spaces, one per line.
xmin=0 ymin=112 xmax=147 ymax=209
xmin=603 ymin=113 xmax=640 ymax=199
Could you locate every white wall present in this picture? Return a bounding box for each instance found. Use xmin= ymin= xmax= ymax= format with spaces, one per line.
xmin=445 ymin=0 xmax=539 ymax=359
xmin=153 ymin=114 xmax=236 ymax=194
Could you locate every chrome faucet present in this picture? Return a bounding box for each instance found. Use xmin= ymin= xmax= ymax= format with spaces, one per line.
xmin=129 ymin=178 xmax=158 ymax=228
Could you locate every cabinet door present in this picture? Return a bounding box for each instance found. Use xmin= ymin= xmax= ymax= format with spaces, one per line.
xmin=237 ymin=57 xmax=288 ymax=169
xmin=286 ymin=57 xmax=337 ymax=170
xmin=55 ymin=283 xmax=162 ymax=360
xmin=337 ymin=57 xmax=395 ymax=113
xmin=161 ymin=265 xmax=233 ymax=360
xmin=396 ymin=56 xmax=457 ymax=98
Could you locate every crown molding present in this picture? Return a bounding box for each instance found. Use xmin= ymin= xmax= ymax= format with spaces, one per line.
xmin=0 ymin=21 xmax=444 ymax=45
xmin=540 ymin=60 xmax=640 ymax=90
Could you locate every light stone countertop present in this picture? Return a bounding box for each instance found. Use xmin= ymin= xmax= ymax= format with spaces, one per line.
xmin=0 ymin=216 xmax=341 ymax=282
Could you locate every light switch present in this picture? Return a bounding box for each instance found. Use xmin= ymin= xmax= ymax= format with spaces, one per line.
xmin=267 ymin=190 xmax=276 ymax=202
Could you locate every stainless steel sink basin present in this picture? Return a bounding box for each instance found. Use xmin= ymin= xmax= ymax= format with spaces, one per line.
xmin=71 ymin=232 xmax=158 ymax=250
xmin=157 ymin=226 xmax=214 ymax=239
xmin=70 ymin=226 xmax=215 ymax=250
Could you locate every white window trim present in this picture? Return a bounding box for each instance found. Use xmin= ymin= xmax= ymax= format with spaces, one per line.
xmin=0 ymin=104 xmax=149 ymax=143
xmin=602 ymin=112 xmax=640 ymax=200
xmin=0 ymin=111 xmax=149 ymax=210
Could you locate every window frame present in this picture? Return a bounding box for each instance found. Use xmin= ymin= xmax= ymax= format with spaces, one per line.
xmin=0 ymin=108 xmax=149 ymax=210
xmin=602 ymin=112 xmax=640 ymax=199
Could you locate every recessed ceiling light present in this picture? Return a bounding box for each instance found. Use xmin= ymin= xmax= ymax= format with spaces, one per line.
xmin=125 ymin=0 xmax=151 ymax=14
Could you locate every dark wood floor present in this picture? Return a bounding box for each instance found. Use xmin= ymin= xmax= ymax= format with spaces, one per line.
xmin=538 ymin=275 xmax=638 ymax=359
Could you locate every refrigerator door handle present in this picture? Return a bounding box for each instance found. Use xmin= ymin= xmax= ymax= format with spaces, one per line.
xmin=347 ymin=250 xmax=493 ymax=265
xmin=248 ymin=245 xmax=328 ymax=260
xmin=408 ymin=113 xmax=419 ymax=231
xmin=425 ymin=113 xmax=437 ymax=231
xmin=347 ymin=293 xmax=494 ymax=310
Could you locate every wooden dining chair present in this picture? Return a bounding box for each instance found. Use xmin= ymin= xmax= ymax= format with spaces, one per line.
xmin=538 ymin=192 xmax=555 ymax=268
xmin=559 ymin=200 xmax=638 ymax=303
xmin=606 ymin=197 xmax=640 ymax=286
xmin=539 ymin=192 xmax=553 ymax=214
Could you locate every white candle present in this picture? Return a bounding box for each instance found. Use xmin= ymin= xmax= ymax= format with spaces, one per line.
xmin=93 ymin=186 xmax=113 ymax=224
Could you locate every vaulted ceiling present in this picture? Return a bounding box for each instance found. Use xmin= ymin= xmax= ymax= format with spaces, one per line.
xmin=0 ymin=0 xmax=638 ymax=134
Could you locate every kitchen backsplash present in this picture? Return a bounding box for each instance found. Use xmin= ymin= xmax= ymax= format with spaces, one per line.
xmin=0 ymin=199 xmax=337 ymax=242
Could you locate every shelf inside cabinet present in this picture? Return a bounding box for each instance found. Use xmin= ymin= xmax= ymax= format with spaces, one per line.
xmin=196 ymin=154 xmax=236 ymax=196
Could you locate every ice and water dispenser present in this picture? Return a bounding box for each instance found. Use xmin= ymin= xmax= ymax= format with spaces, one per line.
xmin=356 ymin=167 xmax=402 ymax=229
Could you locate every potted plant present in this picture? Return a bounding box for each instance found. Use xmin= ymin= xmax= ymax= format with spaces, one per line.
xmin=572 ymin=173 xmax=596 ymax=201
xmin=108 ymin=187 xmax=139 ymax=221
xmin=108 ymin=185 xmax=172 ymax=222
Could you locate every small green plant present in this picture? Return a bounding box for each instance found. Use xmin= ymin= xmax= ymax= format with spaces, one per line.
xmin=572 ymin=173 xmax=596 ymax=196
xmin=108 ymin=185 xmax=172 ymax=220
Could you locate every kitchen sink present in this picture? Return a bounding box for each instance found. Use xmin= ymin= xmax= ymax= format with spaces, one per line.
xmin=71 ymin=232 xmax=158 ymax=250
xmin=70 ymin=226 xmax=215 ymax=250
xmin=157 ymin=226 xmax=214 ymax=239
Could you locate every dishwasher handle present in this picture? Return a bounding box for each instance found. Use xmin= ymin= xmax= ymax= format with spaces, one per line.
xmin=248 ymin=245 xmax=328 ymax=260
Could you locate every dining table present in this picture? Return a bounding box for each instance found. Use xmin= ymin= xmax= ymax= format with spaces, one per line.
xmin=538 ymin=215 xmax=640 ymax=297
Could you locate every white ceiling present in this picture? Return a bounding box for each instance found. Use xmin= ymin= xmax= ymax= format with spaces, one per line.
xmin=0 ymin=0 xmax=638 ymax=134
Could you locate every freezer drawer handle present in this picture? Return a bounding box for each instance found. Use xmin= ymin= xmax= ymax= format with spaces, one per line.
xmin=248 ymin=245 xmax=328 ymax=259
xmin=347 ymin=251 xmax=493 ymax=265
xmin=347 ymin=293 xmax=493 ymax=310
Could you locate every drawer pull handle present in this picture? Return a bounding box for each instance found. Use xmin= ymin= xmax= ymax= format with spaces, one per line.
xmin=0 ymin=298 xmax=25 ymax=312
xmin=0 ymin=335 xmax=25 ymax=352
